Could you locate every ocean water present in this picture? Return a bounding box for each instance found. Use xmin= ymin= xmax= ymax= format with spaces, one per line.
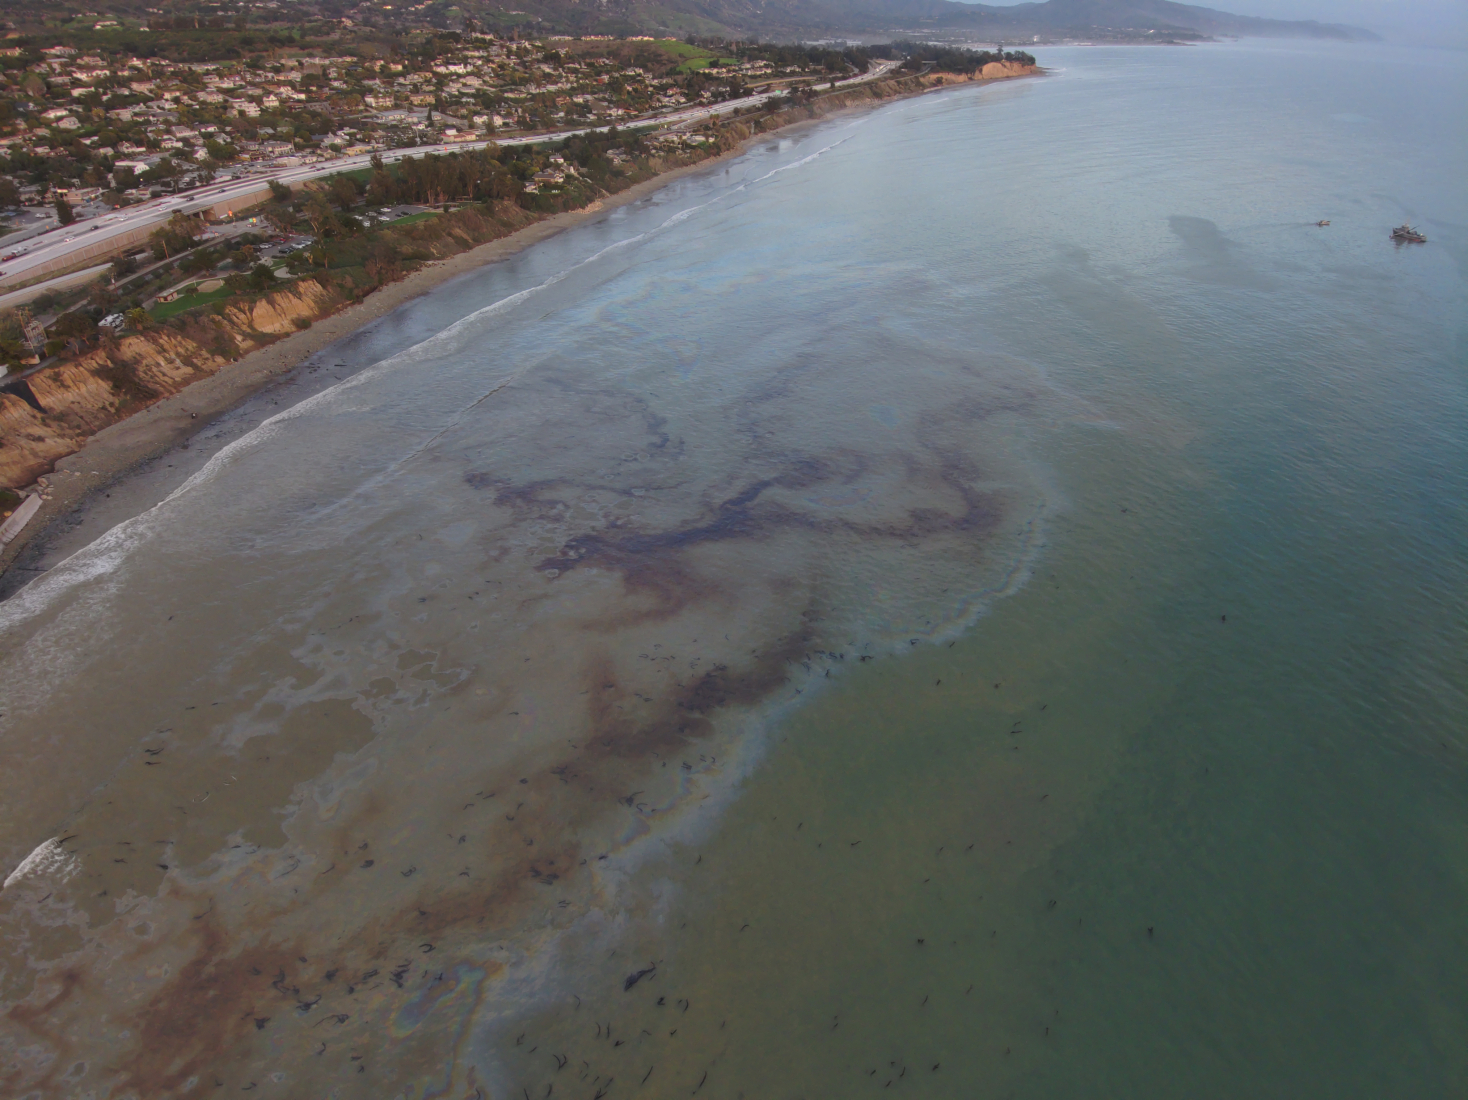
xmin=1 ymin=39 xmax=1465 ymax=1099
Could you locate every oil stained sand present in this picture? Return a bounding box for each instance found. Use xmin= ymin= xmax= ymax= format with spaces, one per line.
xmin=0 ymin=120 xmax=1074 ymax=1096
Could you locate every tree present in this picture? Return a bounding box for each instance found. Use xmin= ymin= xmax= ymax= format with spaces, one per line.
xmin=269 ymin=178 xmax=292 ymax=202
xmin=0 ymin=309 xmax=31 ymax=368
xmin=365 ymin=241 xmax=401 ymax=286
xmin=88 ymin=281 xmax=118 ymax=312
xmin=366 ymin=164 xmax=396 ymax=205
xmin=302 ymin=195 xmax=340 ymax=241
xmin=488 ymin=170 xmax=520 ymax=202
xmin=262 ymin=203 xmax=297 ymax=235
xmin=142 ymin=156 xmax=181 ymax=192
xmin=0 ymin=178 xmax=18 ymax=210
xmin=55 ymin=195 xmax=75 ymax=226
xmin=328 ymin=174 xmax=361 ymax=211
xmin=49 ymin=309 xmax=97 ymax=353
xmin=148 ymin=211 xmax=203 ymax=260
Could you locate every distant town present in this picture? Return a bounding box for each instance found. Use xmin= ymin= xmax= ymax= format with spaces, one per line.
xmin=0 ymin=28 xmax=867 ymax=225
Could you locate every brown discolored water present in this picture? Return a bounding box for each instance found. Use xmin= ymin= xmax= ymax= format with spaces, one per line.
xmin=0 ymin=120 xmax=1065 ymax=1096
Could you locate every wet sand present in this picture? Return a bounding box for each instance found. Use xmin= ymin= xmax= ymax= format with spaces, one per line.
xmin=0 ymin=73 xmax=1066 ymax=1099
xmin=0 ymin=68 xmax=1046 ymax=591
xmin=0 ymin=157 xmax=740 ymax=589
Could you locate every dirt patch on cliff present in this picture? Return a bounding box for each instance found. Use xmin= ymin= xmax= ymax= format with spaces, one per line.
xmin=0 ymin=283 xmax=335 ymax=489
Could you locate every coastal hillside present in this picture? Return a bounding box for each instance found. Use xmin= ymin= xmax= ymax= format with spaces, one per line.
xmin=622 ymin=0 xmax=1380 ymax=40
xmin=0 ymin=0 xmax=1379 ymax=42
xmin=0 ymin=62 xmax=1015 ymax=497
xmin=955 ymin=0 xmax=1382 ymax=39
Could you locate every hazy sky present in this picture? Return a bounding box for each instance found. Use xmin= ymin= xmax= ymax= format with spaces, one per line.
xmin=974 ymin=0 xmax=1468 ymax=45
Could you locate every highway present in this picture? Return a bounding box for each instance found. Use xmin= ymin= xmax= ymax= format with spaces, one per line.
xmin=0 ymin=60 xmax=904 ymax=293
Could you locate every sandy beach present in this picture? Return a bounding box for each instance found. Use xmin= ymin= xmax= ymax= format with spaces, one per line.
xmin=0 ymin=70 xmax=1038 ymax=594
xmin=0 ymin=154 xmax=749 ymax=590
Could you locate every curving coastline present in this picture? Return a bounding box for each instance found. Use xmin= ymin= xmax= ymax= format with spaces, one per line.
xmin=0 ymin=65 xmax=1040 ymax=588
xmin=0 ymin=66 xmax=1067 ymax=1099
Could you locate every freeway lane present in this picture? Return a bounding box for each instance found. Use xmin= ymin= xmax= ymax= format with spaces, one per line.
xmin=0 ymin=60 xmax=904 ymax=292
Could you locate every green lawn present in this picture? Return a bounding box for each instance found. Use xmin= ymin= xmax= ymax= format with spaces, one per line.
xmin=650 ymin=40 xmax=737 ymax=71
xmin=654 ymin=40 xmax=709 ymax=59
xmin=150 ymin=284 xmax=232 ymax=320
xmin=676 ymin=56 xmax=739 ymax=72
xmin=332 ymin=166 xmax=375 ymax=185
xmin=387 ymin=211 xmax=441 ymax=227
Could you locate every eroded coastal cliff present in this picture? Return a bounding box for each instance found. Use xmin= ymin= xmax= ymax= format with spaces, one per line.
xmin=0 ymin=65 xmax=1036 ymax=499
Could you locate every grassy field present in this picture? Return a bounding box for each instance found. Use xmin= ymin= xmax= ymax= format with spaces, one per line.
xmin=331 ymin=166 xmax=375 ymax=186
xmin=677 ymin=55 xmax=738 ymax=72
xmin=388 ymin=211 xmax=441 ymax=227
xmin=653 ymin=40 xmax=708 ymax=58
xmin=653 ymin=39 xmax=738 ymax=73
xmin=150 ymin=284 xmax=232 ymax=320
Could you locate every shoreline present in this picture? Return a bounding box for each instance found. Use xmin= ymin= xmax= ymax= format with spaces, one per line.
xmin=0 ymin=68 xmax=1040 ymax=594
xmin=0 ymin=158 xmax=735 ymax=592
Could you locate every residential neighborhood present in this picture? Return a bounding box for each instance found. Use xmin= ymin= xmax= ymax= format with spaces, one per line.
xmin=0 ymin=5 xmax=1029 ymax=510
xmin=0 ymin=19 xmax=854 ymax=225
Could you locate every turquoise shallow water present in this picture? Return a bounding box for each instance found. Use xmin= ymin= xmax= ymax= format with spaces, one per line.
xmin=0 ymin=40 xmax=1465 ymax=1099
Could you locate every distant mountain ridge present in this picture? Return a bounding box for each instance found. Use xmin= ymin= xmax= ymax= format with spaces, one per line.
xmin=618 ymin=0 xmax=1381 ymax=41
xmin=0 ymin=0 xmax=1379 ymax=45
xmin=950 ymin=0 xmax=1378 ymax=39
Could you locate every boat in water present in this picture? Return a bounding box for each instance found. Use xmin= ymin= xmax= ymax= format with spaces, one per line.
xmin=1391 ymin=224 xmax=1427 ymax=243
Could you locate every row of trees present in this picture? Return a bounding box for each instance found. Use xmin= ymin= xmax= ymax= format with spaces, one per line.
xmin=148 ymin=211 xmax=206 ymax=260
xmin=368 ymin=149 xmax=524 ymax=207
xmin=743 ymin=42 xmax=878 ymax=75
xmin=359 ymin=127 xmax=655 ymax=208
xmin=237 ymin=128 xmax=667 ymax=273
xmin=893 ymin=44 xmax=1038 ymax=73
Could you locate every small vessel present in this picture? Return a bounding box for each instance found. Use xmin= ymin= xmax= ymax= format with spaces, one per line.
xmin=1315 ymin=220 xmax=1330 ymax=227
xmin=1391 ymin=224 xmax=1427 ymax=243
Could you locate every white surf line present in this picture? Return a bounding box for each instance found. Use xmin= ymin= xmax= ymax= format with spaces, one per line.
xmin=0 ymin=232 xmax=662 ymax=631
xmin=750 ymin=134 xmax=857 ymax=184
xmin=0 ymin=505 xmax=148 ymax=634
xmin=156 ymin=137 xmax=863 ymax=515
xmin=2 ymin=836 xmax=80 ymax=892
xmin=294 ymin=137 xmax=881 ymax=530
xmin=0 ymin=130 xmax=876 ymax=627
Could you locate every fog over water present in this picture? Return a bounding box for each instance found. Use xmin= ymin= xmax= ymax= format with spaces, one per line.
xmin=1 ymin=39 xmax=1465 ymax=1099
xmin=967 ymin=0 xmax=1468 ymax=46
